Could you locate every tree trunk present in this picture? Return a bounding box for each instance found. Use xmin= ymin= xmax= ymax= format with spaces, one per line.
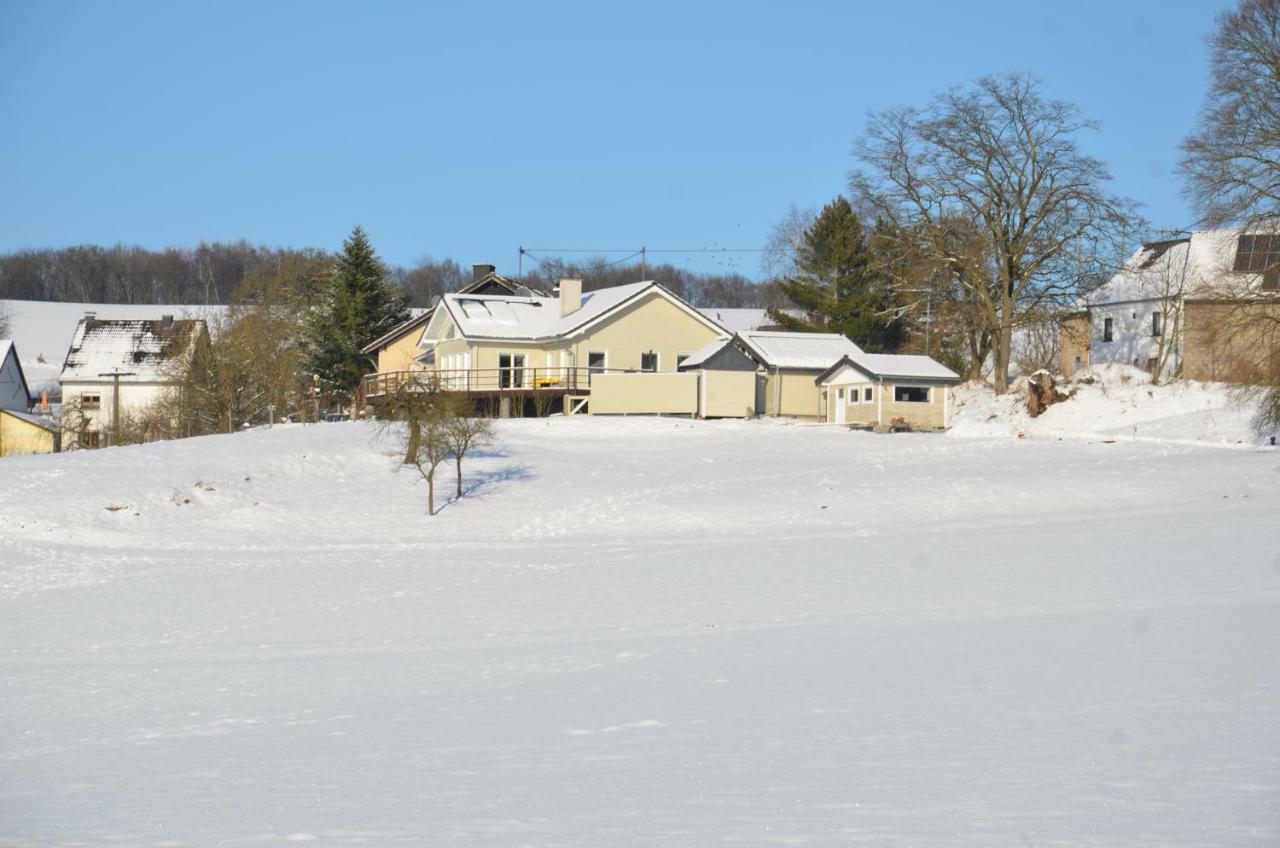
xmin=403 ymin=419 xmax=420 ymax=465
xmin=993 ymin=323 xmax=1014 ymax=393
xmin=455 ymin=454 xmax=464 ymax=498
xmin=427 ymin=470 xmax=435 ymax=516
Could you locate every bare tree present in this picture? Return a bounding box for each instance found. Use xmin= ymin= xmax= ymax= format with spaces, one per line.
xmin=761 ymin=204 xmax=816 ymax=278
xmin=1013 ymin=313 xmax=1062 ymax=376
xmin=1181 ymin=0 xmax=1280 ymax=229
xmin=389 ymin=375 xmax=457 ymax=516
xmin=0 ymin=300 xmax=11 ymax=338
xmin=850 ymin=74 xmax=1141 ymax=392
xmin=445 ymin=412 xmax=494 ymax=498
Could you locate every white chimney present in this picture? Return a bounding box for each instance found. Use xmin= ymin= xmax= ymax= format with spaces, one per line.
xmin=558 ymin=278 xmax=582 ymax=318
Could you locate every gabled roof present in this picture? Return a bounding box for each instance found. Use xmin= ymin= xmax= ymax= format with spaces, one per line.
xmin=816 ymin=353 xmax=960 ymax=385
xmin=1 ymin=340 xmax=32 ymax=411
xmin=1087 ymin=226 xmax=1280 ymax=306
xmin=735 ymin=331 xmax=864 ymax=370
xmin=695 ymin=308 xmax=800 ymax=333
xmin=59 ymin=317 xmax=205 ymax=383
xmin=360 ymin=309 xmax=433 ymax=354
xmin=361 ymin=275 xmax=533 ymax=354
xmin=425 ymin=281 xmax=726 ymax=345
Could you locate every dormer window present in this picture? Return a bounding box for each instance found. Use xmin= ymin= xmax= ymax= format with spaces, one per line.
xmin=1233 ymin=233 xmax=1280 ymax=290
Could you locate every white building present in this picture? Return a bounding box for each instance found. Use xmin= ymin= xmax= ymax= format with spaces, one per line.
xmin=58 ymin=313 xmax=206 ymax=448
xmin=1085 ymin=227 xmax=1279 ymax=381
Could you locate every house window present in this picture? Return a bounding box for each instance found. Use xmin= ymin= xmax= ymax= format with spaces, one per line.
xmin=676 ymin=354 xmax=690 ymax=368
xmin=498 ymin=354 xmax=525 ymax=389
xmin=80 ymin=393 xmax=101 ymax=410
xmin=837 ymin=387 xmax=845 ymax=400
xmin=588 ymin=351 xmax=606 ymax=373
xmin=81 ymin=431 xmax=100 ymax=449
xmin=1103 ymin=317 xmax=1114 ymax=342
xmin=863 ymin=387 xmax=873 ymax=402
xmin=1152 ymin=311 xmax=1163 ymax=337
xmin=1073 ymin=355 xmax=1082 ymax=370
xmin=894 ymin=386 xmax=930 ymax=403
xmin=1233 ymin=233 xmax=1280 ymax=289
xmin=640 ymin=351 xmax=658 ymax=372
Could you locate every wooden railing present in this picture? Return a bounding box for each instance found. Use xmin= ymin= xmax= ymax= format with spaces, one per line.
xmin=361 ymin=367 xmax=636 ymax=398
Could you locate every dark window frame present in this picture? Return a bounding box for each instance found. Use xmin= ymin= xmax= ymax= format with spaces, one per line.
xmin=1103 ymin=317 xmax=1114 ymax=342
xmin=640 ymin=350 xmax=658 ymax=372
xmin=894 ymin=386 xmax=930 ymax=403
xmin=1152 ymin=311 xmax=1163 ymax=337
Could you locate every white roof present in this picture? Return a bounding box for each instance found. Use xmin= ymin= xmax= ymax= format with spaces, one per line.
xmin=826 ymin=353 xmax=960 ymax=383
xmin=431 ymin=281 xmax=723 ymax=344
xmin=1088 ymin=227 xmax=1270 ymax=306
xmin=60 ymin=317 xmax=204 ymax=383
xmin=678 ymin=337 xmax=734 ymax=369
xmin=737 ymin=331 xmax=864 ymax=369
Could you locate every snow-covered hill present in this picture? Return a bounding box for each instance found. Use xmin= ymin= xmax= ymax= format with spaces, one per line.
xmin=950 ymin=363 xmax=1272 ymax=448
xmin=1 ymin=418 xmax=1278 ymax=845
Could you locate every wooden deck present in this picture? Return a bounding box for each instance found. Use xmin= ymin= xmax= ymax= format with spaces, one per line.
xmin=360 ymin=367 xmax=631 ymax=403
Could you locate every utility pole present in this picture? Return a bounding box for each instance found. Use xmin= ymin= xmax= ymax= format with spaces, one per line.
xmin=98 ymin=370 xmax=136 ymax=445
xmin=640 ymin=246 xmax=646 ymax=280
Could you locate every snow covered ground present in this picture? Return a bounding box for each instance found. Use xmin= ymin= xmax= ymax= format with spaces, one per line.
xmin=1 ymin=417 xmax=1278 ymax=845
xmin=951 ymin=364 xmax=1273 ymax=448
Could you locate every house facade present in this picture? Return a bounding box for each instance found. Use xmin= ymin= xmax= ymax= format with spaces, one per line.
xmin=816 ymin=354 xmax=960 ymax=430
xmin=1085 ymin=228 xmax=1280 ymax=382
xmin=59 ymin=314 xmax=206 ymax=448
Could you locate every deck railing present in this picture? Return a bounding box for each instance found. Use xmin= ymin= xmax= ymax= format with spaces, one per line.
xmin=361 ymin=367 xmax=636 ymax=398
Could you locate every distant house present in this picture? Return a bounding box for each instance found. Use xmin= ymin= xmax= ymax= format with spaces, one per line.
xmin=58 ymin=313 xmax=206 ymax=449
xmin=0 ymin=340 xmax=58 ymax=456
xmin=816 ymin=354 xmax=960 ymax=430
xmin=1085 ymin=227 xmax=1280 ymax=381
xmin=360 ymin=264 xmax=533 ymax=375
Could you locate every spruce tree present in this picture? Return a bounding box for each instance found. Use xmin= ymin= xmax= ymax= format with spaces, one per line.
xmin=302 ymin=226 xmax=409 ymax=399
xmin=767 ymin=197 xmax=905 ymax=352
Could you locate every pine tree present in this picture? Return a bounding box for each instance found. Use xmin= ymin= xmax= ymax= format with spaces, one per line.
xmin=302 ymin=226 xmax=409 ymax=400
xmin=767 ymin=197 xmax=905 ymax=352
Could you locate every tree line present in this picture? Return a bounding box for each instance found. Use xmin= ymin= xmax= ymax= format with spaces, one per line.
xmin=0 ymin=242 xmax=779 ymax=310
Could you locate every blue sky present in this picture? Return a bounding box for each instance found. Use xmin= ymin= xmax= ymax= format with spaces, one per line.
xmin=0 ymin=0 xmax=1234 ymax=279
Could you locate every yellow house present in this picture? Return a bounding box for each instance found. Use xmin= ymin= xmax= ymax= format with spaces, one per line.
xmin=734 ymin=331 xmax=866 ymax=419
xmin=360 ymin=265 xmax=530 ymax=377
xmin=407 ymin=279 xmax=728 ymax=408
xmin=1 ymin=409 xmax=58 ymax=456
xmin=0 ymin=340 xmax=58 ymax=456
xmin=815 ymin=354 xmax=960 ymax=431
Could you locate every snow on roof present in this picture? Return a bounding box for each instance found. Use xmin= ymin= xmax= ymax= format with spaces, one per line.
xmin=1 ymin=408 xmax=58 ymax=432
xmin=60 ymin=317 xmax=205 ymax=383
xmin=439 ymin=281 xmax=713 ymax=342
xmin=695 ymin=307 xmax=803 ymax=333
xmin=1087 ymin=227 xmax=1273 ymax=306
xmin=677 ymin=337 xmax=734 ymax=369
xmin=824 ymin=353 xmax=960 ymax=383
xmin=736 ymin=331 xmax=864 ymax=369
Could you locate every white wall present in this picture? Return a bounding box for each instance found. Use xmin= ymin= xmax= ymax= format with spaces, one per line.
xmin=61 ymin=380 xmax=172 ymax=443
xmin=1089 ymin=300 xmax=1180 ymax=379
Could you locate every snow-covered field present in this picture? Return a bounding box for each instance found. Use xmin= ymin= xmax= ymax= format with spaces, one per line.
xmin=2 ymin=418 xmax=1278 ymax=845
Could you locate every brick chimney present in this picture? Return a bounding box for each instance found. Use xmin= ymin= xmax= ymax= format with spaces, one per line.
xmin=472 ymin=263 xmax=496 ymax=283
xmin=557 ymin=278 xmax=582 ymax=318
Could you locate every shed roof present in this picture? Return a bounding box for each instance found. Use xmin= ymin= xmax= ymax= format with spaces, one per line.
xmin=736 ymin=331 xmax=864 ymax=370
xmin=59 ymin=317 xmax=205 ymax=383
xmin=677 ymin=337 xmax=734 ymax=369
xmin=1 ymin=408 xmax=58 ymax=433
xmin=816 ymin=354 xmax=960 ymax=385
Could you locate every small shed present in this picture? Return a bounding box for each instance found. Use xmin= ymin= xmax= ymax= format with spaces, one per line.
xmin=735 ymin=331 xmax=865 ymax=419
xmin=678 ymin=338 xmax=759 ymax=418
xmin=815 ymin=354 xmax=960 ymax=430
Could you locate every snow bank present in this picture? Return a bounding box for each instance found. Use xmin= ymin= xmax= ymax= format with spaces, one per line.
xmin=2 ymin=418 xmax=1278 ymax=845
xmin=949 ymin=363 xmax=1272 ymax=447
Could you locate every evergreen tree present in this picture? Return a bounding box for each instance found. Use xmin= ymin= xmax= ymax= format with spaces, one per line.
xmin=767 ymin=196 xmax=905 ymax=352
xmin=302 ymin=226 xmax=409 ymax=400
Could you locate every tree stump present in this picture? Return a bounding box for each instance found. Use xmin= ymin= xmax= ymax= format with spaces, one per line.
xmin=1026 ymin=369 xmax=1067 ymax=418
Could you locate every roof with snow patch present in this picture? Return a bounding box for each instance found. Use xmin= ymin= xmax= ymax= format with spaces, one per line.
xmin=59 ymin=317 xmax=206 ymax=383
xmin=816 ymin=353 xmax=960 ymax=385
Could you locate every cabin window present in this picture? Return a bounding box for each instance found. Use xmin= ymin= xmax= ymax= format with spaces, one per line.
xmin=1103 ymin=317 xmax=1114 ymax=342
xmin=863 ymin=387 xmax=873 ymax=402
xmin=588 ymin=351 xmax=606 ymax=372
xmin=80 ymin=393 xmax=101 ymax=410
xmin=640 ymin=351 xmax=658 ymax=372
xmin=1152 ymin=311 xmax=1163 ymax=337
xmin=894 ymin=386 xmax=930 ymax=403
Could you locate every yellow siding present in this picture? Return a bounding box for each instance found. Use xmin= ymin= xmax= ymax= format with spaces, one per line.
xmin=823 ymin=382 xmax=947 ymax=429
xmin=375 ymin=328 xmax=427 ymax=374
xmin=1059 ymin=314 xmax=1091 ymax=377
xmin=700 ymin=371 xmax=756 ymax=418
xmin=569 ymin=293 xmax=721 ymax=374
xmin=0 ymin=412 xmax=57 ymax=456
xmin=589 ymin=373 xmax=698 ymax=415
xmin=763 ymin=370 xmax=824 ymax=418
xmin=1183 ymin=300 xmax=1280 ymax=383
